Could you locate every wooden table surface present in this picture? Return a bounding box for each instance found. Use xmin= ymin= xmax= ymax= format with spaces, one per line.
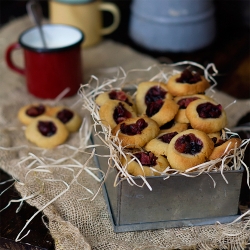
xmin=0 ymin=1 xmax=249 ymax=249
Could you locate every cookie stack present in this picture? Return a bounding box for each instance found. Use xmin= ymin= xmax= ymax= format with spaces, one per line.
xmin=18 ymin=104 xmax=82 ymax=148
xmin=96 ymin=68 xmax=241 ymax=175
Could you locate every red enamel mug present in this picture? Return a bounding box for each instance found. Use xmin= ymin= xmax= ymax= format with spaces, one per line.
xmin=5 ymin=24 xmax=84 ymax=99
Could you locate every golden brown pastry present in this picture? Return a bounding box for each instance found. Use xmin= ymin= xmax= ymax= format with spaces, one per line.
xmin=185 ymin=99 xmax=227 ymax=133
xmin=95 ymin=89 xmax=136 ymax=112
xmin=121 ymin=151 xmax=170 ymax=176
xmin=50 ymin=106 xmax=82 ymax=133
xmin=159 ymin=120 xmax=188 ymax=133
xmin=25 ymin=115 xmax=69 ymax=149
xmin=209 ymin=137 xmax=242 ymax=160
xmin=167 ymin=68 xmax=210 ymax=96
xmin=112 ymin=115 xmax=160 ymax=148
xmin=174 ymin=94 xmax=213 ymax=124
xmin=99 ymin=100 xmax=137 ymax=129
xmin=135 ymin=81 xmax=172 ymax=115
xmin=167 ymin=129 xmax=214 ymax=171
xmin=18 ymin=103 xmax=51 ymax=125
xmin=145 ymin=99 xmax=179 ymax=127
xmin=144 ymin=130 xmax=179 ymax=157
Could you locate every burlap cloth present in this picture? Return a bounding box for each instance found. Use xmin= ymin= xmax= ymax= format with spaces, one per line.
xmin=0 ymin=16 xmax=250 ymax=250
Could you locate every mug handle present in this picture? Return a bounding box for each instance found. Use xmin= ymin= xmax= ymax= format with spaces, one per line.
xmin=99 ymin=3 xmax=120 ymax=36
xmin=5 ymin=42 xmax=25 ymax=75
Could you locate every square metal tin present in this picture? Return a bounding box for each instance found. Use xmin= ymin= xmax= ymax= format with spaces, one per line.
xmin=92 ymin=134 xmax=243 ymax=233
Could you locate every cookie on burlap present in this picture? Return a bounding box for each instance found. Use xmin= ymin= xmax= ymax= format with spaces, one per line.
xmin=50 ymin=106 xmax=82 ymax=133
xmin=121 ymin=150 xmax=170 ymax=176
xmin=167 ymin=129 xmax=214 ymax=171
xmin=18 ymin=103 xmax=51 ymax=125
xmin=25 ymin=115 xmax=69 ymax=149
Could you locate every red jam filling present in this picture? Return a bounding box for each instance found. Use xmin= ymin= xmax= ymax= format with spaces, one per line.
xmin=177 ymin=97 xmax=199 ymax=109
xmin=120 ymin=118 xmax=148 ymax=135
xmin=160 ymin=119 xmax=175 ymax=130
xmin=159 ymin=131 xmax=178 ymax=143
xmin=38 ymin=121 xmax=57 ymax=137
xmin=109 ymin=90 xmax=132 ymax=106
xmin=146 ymin=99 xmax=164 ymax=117
xmin=176 ymin=69 xmax=202 ymax=84
xmin=197 ymin=102 xmax=222 ymax=118
xmin=26 ymin=104 xmax=45 ymax=117
xmin=175 ymin=133 xmax=203 ymax=155
xmin=56 ymin=109 xmax=73 ymax=124
xmin=133 ymin=152 xmax=158 ymax=166
xmin=145 ymin=86 xmax=167 ymax=105
xmin=113 ymin=102 xmax=132 ymax=124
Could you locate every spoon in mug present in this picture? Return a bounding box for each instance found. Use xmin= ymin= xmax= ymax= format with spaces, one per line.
xmin=26 ymin=0 xmax=47 ymax=48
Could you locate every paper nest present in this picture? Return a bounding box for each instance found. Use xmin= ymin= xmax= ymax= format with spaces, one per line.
xmin=79 ymin=61 xmax=250 ymax=190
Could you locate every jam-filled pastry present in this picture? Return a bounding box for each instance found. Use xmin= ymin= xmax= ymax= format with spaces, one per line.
xmin=95 ymin=89 xmax=136 ymax=112
xmin=25 ymin=115 xmax=69 ymax=149
xmin=146 ymin=121 xmax=188 ymax=156
xmin=209 ymin=137 xmax=242 ymax=160
xmin=145 ymin=99 xmax=179 ymax=127
xmin=135 ymin=81 xmax=172 ymax=115
xmin=18 ymin=103 xmax=51 ymax=125
xmin=186 ymin=99 xmax=227 ymax=133
xmin=99 ymin=100 xmax=137 ymax=129
xmin=167 ymin=129 xmax=214 ymax=171
xmin=121 ymin=150 xmax=170 ymax=177
xmin=159 ymin=120 xmax=188 ymax=133
xmin=112 ymin=115 xmax=160 ymax=148
xmin=144 ymin=130 xmax=179 ymax=157
xmin=167 ymin=68 xmax=210 ymax=97
xmin=50 ymin=106 xmax=82 ymax=133
xmin=174 ymin=94 xmax=213 ymax=124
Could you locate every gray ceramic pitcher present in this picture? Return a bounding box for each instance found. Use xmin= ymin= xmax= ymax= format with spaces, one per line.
xmin=129 ymin=0 xmax=216 ymax=52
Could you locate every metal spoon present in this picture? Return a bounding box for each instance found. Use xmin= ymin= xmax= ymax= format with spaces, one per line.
xmin=26 ymin=0 xmax=47 ymax=48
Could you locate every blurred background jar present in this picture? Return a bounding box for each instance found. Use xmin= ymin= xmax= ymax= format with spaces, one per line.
xmin=129 ymin=0 xmax=216 ymax=52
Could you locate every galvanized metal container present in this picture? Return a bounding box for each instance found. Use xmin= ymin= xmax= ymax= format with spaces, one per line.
xmin=92 ymin=135 xmax=243 ymax=233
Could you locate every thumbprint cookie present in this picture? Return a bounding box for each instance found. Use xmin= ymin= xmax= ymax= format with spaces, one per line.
xmin=167 ymin=129 xmax=214 ymax=171
xmin=18 ymin=103 xmax=51 ymax=125
xmin=121 ymin=151 xmax=170 ymax=177
xmin=186 ymin=99 xmax=227 ymax=133
xmin=144 ymin=131 xmax=179 ymax=157
xmin=95 ymin=90 xmax=136 ymax=111
xmin=146 ymin=99 xmax=179 ymax=127
xmin=174 ymin=94 xmax=213 ymax=124
xmin=112 ymin=115 xmax=160 ymax=148
xmin=135 ymin=81 xmax=172 ymax=115
xmin=99 ymin=100 xmax=137 ymax=129
xmin=25 ymin=115 xmax=69 ymax=149
xmin=167 ymin=68 xmax=210 ymax=96
xmin=209 ymin=137 xmax=242 ymax=160
xmin=50 ymin=106 xmax=82 ymax=133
